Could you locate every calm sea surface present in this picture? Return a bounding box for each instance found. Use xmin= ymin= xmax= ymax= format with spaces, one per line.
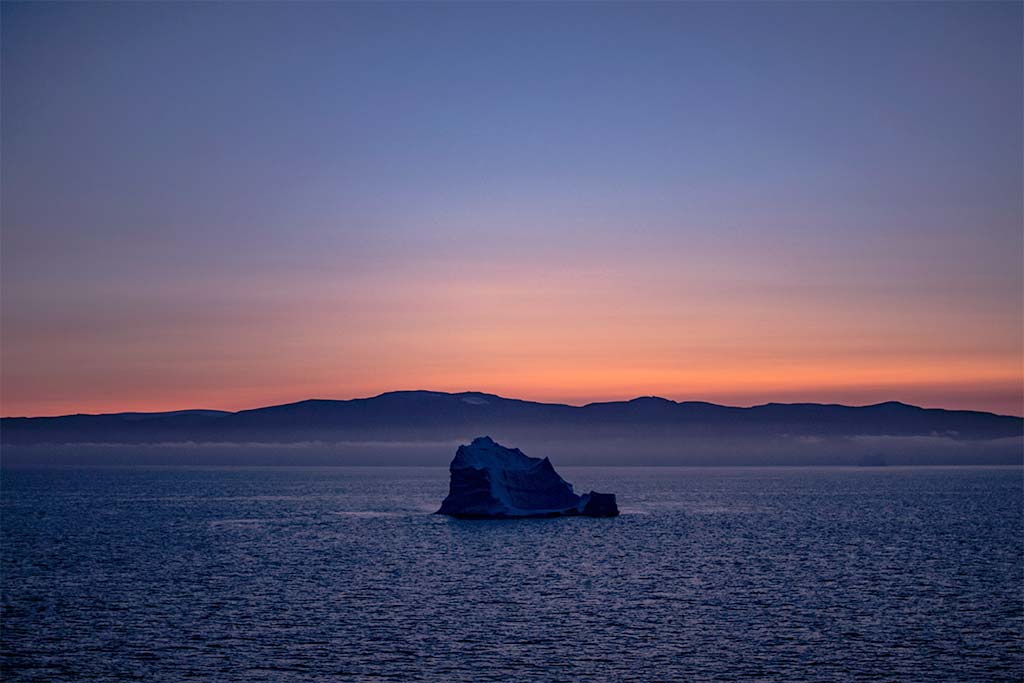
xmin=2 ymin=466 xmax=1021 ymax=682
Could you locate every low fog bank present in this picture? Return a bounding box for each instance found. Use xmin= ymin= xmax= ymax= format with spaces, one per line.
xmin=2 ymin=434 xmax=1021 ymax=467
xmin=523 ymin=434 xmax=1024 ymax=466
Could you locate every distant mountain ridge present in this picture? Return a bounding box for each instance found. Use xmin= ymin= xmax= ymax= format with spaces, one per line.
xmin=3 ymin=390 xmax=1021 ymax=447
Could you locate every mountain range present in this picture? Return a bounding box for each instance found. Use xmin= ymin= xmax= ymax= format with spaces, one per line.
xmin=2 ymin=391 xmax=1021 ymax=466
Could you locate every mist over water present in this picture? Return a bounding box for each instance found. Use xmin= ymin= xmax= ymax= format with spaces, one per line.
xmin=3 ymin=433 xmax=1022 ymax=466
xmin=3 ymin=465 xmax=1021 ymax=681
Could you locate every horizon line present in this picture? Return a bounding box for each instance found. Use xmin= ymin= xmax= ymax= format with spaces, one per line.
xmin=3 ymin=389 xmax=1022 ymax=421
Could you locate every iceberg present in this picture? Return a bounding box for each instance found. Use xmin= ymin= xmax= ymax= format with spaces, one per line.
xmin=437 ymin=436 xmax=619 ymax=518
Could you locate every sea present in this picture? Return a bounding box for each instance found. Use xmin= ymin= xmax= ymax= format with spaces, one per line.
xmin=2 ymin=466 xmax=1021 ymax=682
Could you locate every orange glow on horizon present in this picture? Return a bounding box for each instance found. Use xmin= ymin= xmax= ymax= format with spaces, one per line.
xmin=3 ymin=256 xmax=1021 ymax=417
xmin=4 ymin=370 xmax=1021 ymax=419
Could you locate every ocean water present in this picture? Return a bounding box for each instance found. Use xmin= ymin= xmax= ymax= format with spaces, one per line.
xmin=2 ymin=466 xmax=1021 ymax=682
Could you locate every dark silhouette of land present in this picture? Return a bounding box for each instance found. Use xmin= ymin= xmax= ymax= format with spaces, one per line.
xmin=2 ymin=391 xmax=1020 ymax=466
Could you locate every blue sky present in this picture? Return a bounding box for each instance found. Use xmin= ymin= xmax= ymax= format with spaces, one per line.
xmin=2 ymin=1 xmax=1021 ymax=415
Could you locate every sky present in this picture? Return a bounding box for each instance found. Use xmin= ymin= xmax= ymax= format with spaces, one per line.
xmin=2 ymin=1 xmax=1022 ymax=417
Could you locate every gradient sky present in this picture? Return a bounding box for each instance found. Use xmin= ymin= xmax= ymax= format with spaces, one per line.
xmin=2 ymin=1 xmax=1022 ymax=417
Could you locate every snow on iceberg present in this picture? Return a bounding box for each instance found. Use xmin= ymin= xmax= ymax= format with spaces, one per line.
xmin=437 ymin=436 xmax=619 ymax=519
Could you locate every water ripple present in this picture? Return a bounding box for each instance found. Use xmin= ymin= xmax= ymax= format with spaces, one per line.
xmin=2 ymin=466 xmax=1021 ymax=681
